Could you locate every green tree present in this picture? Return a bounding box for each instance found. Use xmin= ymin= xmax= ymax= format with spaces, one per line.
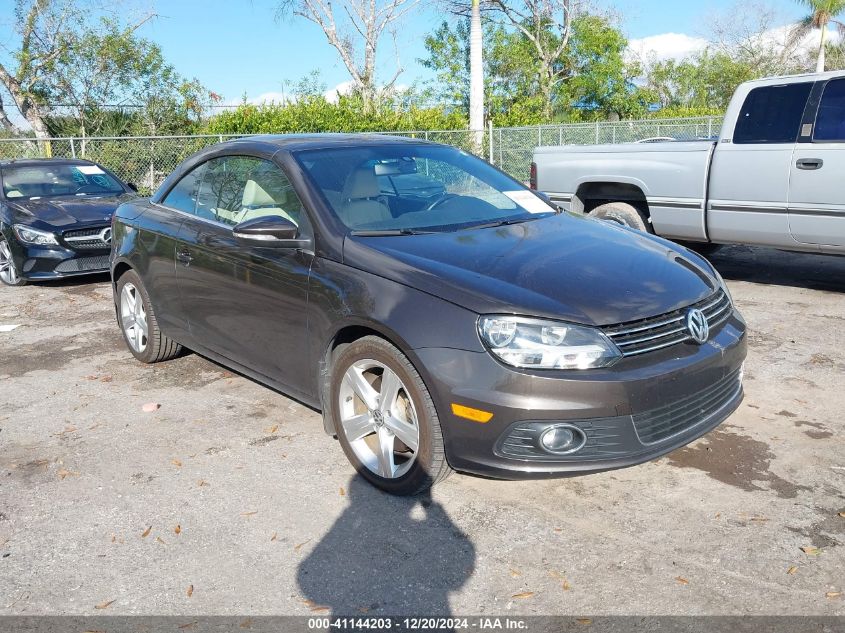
xmin=0 ymin=1 xmax=214 ymax=140
xmin=420 ymin=12 xmax=645 ymax=123
xmin=794 ymin=0 xmax=845 ymax=72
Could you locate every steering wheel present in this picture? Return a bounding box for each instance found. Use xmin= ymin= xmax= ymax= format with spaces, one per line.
xmin=423 ymin=192 xmax=461 ymax=212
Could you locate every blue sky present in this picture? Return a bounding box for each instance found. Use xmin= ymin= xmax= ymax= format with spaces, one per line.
xmin=136 ymin=0 xmax=808 ymax=104
xmin=0 ymin=0 xmax=813 ymax=106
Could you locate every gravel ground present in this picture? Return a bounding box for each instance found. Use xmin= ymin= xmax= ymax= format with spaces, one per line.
xmin=0 ymin=245 xmax=843 ymax=617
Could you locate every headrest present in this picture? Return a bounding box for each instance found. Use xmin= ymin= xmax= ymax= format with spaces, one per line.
xmin=242 ymin=179 xmax=276 ymax=208
xmin=341 ymin=167 xmax=380 ymax=201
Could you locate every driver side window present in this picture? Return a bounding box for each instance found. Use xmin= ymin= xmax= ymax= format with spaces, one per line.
xmin=195 ymin=156 xmax=308 ymax=231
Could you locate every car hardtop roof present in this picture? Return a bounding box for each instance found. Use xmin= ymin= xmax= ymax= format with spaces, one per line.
xmin=0 ymin=157 xmax=100 ymax=168
xmin=220 ymin=133 xmax=440 ymax=152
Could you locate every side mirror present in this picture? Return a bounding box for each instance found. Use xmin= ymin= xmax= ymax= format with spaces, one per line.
xmin=126 ymin=182 xmax=139 ymax=192
xmin=233 ymin=215 xmax=310 ymax=249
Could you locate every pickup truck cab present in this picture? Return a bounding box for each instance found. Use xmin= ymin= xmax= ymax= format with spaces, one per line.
xmin=532 ymin=71 xmax=845 ymax=255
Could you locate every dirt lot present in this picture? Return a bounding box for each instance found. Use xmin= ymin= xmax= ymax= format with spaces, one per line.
xmin=0 ymin=244 xmax=843 ymax=616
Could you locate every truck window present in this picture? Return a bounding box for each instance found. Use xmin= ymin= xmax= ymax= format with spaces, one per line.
xmin=733 ymin=83 xmax=812 ymax=144
xmin=814 ymin=78 xmax=845 ymax=142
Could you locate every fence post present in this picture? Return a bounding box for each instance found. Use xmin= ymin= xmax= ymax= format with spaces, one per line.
xmin=424 ymin=131 xmax=429 ymax=141
xmin=488 ymin=121 xmax=494 ymax=164
xmin=218 ymin=134 xmax=223 ymax=143
xmin=708 ymin=118 xmax=713 ymax=139
xmin=498 ymin=128 xmax=502 ymax=167
xmin=595 ymin=121 xmax=600 ymax=144
xmin=70 ymin=138 xmax=76 ymax=159
xmin=559 ymin=126 xmax=563 ymax=146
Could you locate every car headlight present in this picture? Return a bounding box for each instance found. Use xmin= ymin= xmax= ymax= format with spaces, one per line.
xmin=13 ymin=225 xmax=58 ymax=246
xmin=478 ymin=316 xmax=622 ymax=370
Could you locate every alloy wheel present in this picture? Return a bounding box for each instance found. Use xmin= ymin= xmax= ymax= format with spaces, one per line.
xmin=338 ymin=359 xmax=420 ymax=479
xmin=120 ymin=282 xmax=148 ymax=353
xmin=0 ymin=239 xmax=20 ymax=285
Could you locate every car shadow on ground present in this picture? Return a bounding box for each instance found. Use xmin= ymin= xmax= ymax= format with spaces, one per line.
xmin=297 ymin=475 xmax=475 ymax=616
xmin=707 ymin=245 xmax=845 ymax=293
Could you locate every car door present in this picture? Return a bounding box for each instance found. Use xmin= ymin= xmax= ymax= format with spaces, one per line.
xmin=707 ymin=81 xmax=813 ymax=247
xmin=788 ymin=77 xmax=845 ymax=248
xmin=173 ymin=154 xmax=315 ymax=394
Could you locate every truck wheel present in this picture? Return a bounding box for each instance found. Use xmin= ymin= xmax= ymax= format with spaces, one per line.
xmin=590 ymin=202 xmax=650 ymax=233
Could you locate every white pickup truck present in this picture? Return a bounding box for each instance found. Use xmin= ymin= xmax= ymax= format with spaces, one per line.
xmin=532 ymin=71 xmax=845 ymax=255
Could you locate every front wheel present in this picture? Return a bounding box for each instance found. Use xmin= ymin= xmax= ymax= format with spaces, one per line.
xmin=115 ymin=269 xmax=182 ymax=363
xmin=328 ymin=336 xmax=452 ymax=495
xmin=0 ymin=235 xmax=26 ymax=286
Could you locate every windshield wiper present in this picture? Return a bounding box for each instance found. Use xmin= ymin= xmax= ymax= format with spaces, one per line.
xmin=459 ymin=216 xmax=541 ymax=231
xmin=350 ymin=228 xmax=435 ymax=236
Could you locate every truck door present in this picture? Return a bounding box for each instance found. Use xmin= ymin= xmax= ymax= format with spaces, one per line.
xmin=707 ymin=81 xmax=813 ymax=247
xmin=788 ymin=77 xmax=845 ymax=248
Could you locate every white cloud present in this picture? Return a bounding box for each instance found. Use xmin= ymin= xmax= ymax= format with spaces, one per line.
xmin=627 ymin=33 xmax=708 ymax=63
xmin=323 ymin=81 xmax=355 ymax=104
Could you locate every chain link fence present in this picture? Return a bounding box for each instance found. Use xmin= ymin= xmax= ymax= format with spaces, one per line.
xmin=0 ymin=116 xmax=721 ymax=194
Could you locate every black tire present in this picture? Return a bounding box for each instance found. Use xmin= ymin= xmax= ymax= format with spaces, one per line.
xmin=328 ymin=335 xmax=452 ymax=495
xmin=590 ymin=202 xmax=651 ymax=232
xmin=115 ymin=269 xmax=182 ymax=363
xmin=0 ymin=234 xmax=27 ymax=286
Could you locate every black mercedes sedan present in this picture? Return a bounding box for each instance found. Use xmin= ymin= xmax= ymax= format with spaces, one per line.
xmin=110 ymin=135 xmax=747 ymax=495
xmin=0 ymin=158 xmax=137 ymax=286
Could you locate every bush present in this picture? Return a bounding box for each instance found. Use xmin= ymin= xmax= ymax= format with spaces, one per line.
xmin=204 ymin=95 xmax=467 ymax=135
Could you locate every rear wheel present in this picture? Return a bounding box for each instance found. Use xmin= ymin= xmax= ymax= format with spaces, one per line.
xmin=0 ymin=235 xmax=26 ymax=286
xmin=116 ymin=269 xmax=182 ymax=363
xmin=329 ymin=336 xmax=451 ymax=495
xmin=590 ymin=202 xmax=650 ymax=232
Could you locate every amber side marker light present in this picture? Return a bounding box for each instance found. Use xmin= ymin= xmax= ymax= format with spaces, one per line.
xmin=451 ymin=403 xmax=494 ymax=423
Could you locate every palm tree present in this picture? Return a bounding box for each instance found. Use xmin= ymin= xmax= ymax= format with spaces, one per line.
xmin=469 ymin=0 xmax=484 ymax=153
xmin=795 ymin=0 xmax=845 ymax=72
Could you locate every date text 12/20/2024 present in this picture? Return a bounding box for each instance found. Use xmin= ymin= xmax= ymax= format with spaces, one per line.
xmin=307 ymin=617 xmax=530 ymax=630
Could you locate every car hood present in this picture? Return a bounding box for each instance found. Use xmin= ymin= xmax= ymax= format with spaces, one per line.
xmin=7 ymin=194 xmax=132 ymax=229
xmin=343 ymin=213 xmax=718 ymax=326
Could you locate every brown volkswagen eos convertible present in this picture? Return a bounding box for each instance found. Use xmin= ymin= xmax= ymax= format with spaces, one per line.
xmin=110 ymin=135 xmax=746 ymax=495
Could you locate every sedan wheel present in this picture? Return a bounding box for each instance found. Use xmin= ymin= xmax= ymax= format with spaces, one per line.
xmin=339 ymin=359 xmax=421 ymax=479
xmin=115 ymin=269 xmax=182 ymax=363
xmin=120 ymin=282 xmax=148 ymax=353
xmin=0 ymin=237 xmax=25 ymax=286
xmin=330 ymin=336 xmax=452 ymax=495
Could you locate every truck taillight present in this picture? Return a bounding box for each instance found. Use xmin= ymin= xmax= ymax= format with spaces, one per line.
xmin=529 ymin=162 xmax=537 ymax=190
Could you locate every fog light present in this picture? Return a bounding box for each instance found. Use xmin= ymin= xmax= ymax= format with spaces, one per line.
xmin=539 ymin=424 xmax=586 ymax=455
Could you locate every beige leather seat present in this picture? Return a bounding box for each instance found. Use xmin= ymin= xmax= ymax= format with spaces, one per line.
xmin=216 ymin=179 xmax=298 ymax=226
xmin=338 ymin=167 xmax=392 ymax=227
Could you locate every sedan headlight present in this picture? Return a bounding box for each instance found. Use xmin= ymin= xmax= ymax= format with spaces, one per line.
xmin=478 ymin=316 xmax=622 ymax=370
xmin=13 ymin=225 xmax=58 ymax=246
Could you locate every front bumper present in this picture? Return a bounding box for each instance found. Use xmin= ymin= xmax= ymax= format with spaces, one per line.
xmin=414 ymin=310 xmax=747 ymax=479
xmin=6 ymin=238 xmax=109 ymax=280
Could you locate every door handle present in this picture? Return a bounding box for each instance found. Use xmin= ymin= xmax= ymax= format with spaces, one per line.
xmin=796 ymin=158 xmax=824 ymax=170
xmin=176 ymin=249 xmax=193 ymax=265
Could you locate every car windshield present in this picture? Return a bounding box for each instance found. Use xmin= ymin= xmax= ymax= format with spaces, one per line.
xmin=294 ymin=144 xmax=557 ymax=233
xmin=1 ymin=163 xmax=124 ymax=199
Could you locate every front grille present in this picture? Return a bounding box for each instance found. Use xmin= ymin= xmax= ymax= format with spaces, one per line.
xmin=603 ymin=290 xmax=732 ymax=357
xmin=54 ymin=255 xmax=109 ymax=273
xmin=62 ymin=226 xmax=110 ymax=251
xmin=632 ymin=369 xmax=742 ymax=445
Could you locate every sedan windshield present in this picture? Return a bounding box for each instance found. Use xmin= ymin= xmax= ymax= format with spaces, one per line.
xmin=1 ymin=163 xmax=124 ymax=199
xmin=295 ymin=144 xmax=557 ymax=233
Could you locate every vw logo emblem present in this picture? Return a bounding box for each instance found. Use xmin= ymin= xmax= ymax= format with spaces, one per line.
xmin=99 ymin=227 xmax=112 ymax=245
xmin=686 ymin=308 xmax=709 ymax=344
